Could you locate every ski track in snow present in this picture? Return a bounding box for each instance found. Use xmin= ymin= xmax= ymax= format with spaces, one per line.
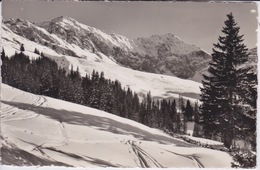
xmin=1 ymin=94 xmax=47 ymax=122
xmin=163 ymin=149 xmax=204 ymax=168
xmin=32 ymin=121 xmax=69 ymax=150
xmin=59 ymin=122 xmax=69 ymax=146
xmin=129 ymin=140 xmax=164 ymax=168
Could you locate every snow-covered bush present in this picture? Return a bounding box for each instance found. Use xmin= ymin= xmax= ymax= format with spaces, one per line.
xmin=231 ymin=150 xmax=256 ymax=168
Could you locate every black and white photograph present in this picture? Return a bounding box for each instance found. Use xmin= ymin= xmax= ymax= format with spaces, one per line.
xmin=0 ymin=0 xmax=258 ymax=168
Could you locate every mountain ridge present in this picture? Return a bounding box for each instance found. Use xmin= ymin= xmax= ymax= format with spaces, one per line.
xmin=3 ymin=16 xmax=212 ymax=79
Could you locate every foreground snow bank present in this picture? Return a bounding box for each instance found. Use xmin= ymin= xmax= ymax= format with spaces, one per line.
xmin=1 ymin=84 xmax=232 ymax=168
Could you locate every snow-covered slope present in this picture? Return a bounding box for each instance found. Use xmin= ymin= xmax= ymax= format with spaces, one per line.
xmin=2 ymin=18 xmax=202 ymax=101
xmin=1 ymin=84 xmax=233 ymax=167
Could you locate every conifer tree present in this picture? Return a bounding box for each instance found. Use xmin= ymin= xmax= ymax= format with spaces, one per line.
xmin=132 ymin=93 xmax=140 ymax=121
xmin=139 ymin=96 xmax=147 ymax=125
xmin=170 ymin=100 xmax=177 ymax=132
xmin=34 ymin=48 xmax=40 ymax=55
xmin=193 ymin=101 xmax=203 ymax=137
xmin=1 ymin=49 xmax=7 ymax=83
xmin=185 ymin=100 xmax=193 ymax=121
xmin=20 ymin=44 xmax=25 ymax=52
xmin=1 ymin=48 xmax=6 ymax=60
xmin=200 ymin=13 xmax=255 ymax=148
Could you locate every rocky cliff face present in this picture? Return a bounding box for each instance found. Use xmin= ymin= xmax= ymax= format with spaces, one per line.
xmin=133 ymin=34 xmax=211 ymax=78
xmin=248 ymin=47 xmax=257 ymax=73
xmin=249 ymin=47 xmax=257 ymax=63
xmin=3 ymin=16 xmax=212 ymax=79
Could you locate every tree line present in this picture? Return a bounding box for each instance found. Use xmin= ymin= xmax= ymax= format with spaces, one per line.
xmin=1 ymin=48 xmax=197 ymax=135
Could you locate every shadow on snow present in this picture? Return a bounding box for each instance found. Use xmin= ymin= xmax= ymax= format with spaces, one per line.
xmin=2 ymin=100 xmax=193 ymax=147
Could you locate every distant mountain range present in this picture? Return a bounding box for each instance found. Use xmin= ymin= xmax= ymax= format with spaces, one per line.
xmin=3 ymin=16 xmax=212 ymax=79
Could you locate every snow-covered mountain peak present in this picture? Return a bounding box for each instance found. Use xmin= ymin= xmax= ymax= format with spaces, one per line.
xmin=135 ymin=33 xmax=202 ymax=57
xmin=150 ymin=33 xmax=179 ymax=40
xmin=39 ymin=15 xmax=91 ymax=31
xmin=50 ymin=15 xmax=77 ymax=23
xmin=36 ymin=16 xmax=135 ymax=55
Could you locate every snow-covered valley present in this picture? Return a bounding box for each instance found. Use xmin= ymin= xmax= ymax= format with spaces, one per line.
xmin=1 ymin=84 xmax=233 ymax=168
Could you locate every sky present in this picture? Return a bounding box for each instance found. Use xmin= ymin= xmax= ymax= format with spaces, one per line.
xmin=2 ymin=1 xmax=258 ymax=53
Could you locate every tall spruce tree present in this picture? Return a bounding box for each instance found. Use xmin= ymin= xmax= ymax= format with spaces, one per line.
xmin=200 ymin=13 xmax=255 ymax=148
xmin=185 ymin=100 xmax=193 ymax=121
